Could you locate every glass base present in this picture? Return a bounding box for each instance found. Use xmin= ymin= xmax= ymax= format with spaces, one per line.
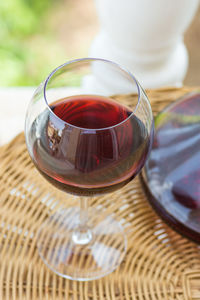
xmin=37 ymin=207 xmax=127 ymax=281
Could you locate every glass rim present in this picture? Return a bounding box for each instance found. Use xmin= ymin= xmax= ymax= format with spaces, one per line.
xmin=43 ymin=57 xmax=142 ymax=131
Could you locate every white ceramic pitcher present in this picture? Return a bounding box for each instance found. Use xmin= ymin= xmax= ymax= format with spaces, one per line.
xmin=90 ymin=0 xmax=199 ymax=88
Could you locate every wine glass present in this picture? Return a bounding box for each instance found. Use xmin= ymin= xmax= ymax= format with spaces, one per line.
xmin=25 ymin=58 xmax=153 ymax=281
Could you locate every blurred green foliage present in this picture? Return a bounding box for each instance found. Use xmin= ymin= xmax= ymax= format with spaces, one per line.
xmin=0 ymin=0 xmax=66 ymax=86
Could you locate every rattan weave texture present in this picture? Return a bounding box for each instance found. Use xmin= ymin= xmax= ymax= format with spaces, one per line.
xmin=0 ymin=87 xmax=200 ymax=299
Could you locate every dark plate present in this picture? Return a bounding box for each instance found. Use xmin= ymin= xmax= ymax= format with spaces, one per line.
xmin=141 ymin=91 xmax=200 ymax=243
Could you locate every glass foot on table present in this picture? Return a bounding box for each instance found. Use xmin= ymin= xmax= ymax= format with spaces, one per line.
xmin=37 ymin=207 xmax=127 ymax=281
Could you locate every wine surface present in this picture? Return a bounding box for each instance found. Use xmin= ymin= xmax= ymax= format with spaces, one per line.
xmin=31 ymin=95 xmax=150 ymax=195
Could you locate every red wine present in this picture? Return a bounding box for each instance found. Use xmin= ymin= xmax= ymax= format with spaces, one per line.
xmin=31 ymin=95 xmax=150 ymax=195
xmin=51 ymin=95 xmax=130 ymax=129
xmin=143 ymin=92 xmax=200 ymax=242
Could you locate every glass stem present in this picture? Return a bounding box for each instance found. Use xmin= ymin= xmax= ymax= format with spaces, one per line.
xmin=80 ymin=197 xmax=88 ymax=228
xmin=72 ymin=197 xmax=92 ymax=245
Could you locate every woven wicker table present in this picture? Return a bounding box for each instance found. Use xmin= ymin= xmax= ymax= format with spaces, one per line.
xmin=0 ymin=87 xmax=199 ymax=299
